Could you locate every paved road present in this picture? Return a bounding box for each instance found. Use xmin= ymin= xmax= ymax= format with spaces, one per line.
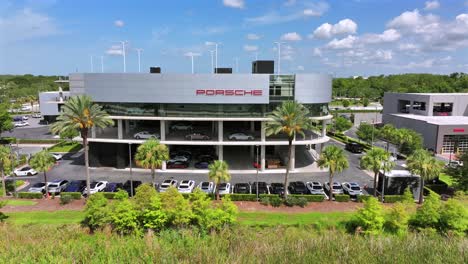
xmin=2 ymin=118 xmax=55 ymax=139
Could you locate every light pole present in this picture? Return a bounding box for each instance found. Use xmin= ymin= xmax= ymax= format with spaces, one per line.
xmin=135 ymin=48 xmax=143 ymax=73
xmin=234 ymin=57 xmax=239 ymax=73
xmin=128 ymin=143 xmax=134 ymax=197
xmin=209 ymin=50 xmax=214 ymax=73
xmin=119 ymin=41 xmax=127 ymax=73
xmin=185 ymin=52 xmax=201 ymax=74
xmin=206 ymin=42 xmax=219 ymax=73
xmin=274 ymin=42 xmax=284 ymax=74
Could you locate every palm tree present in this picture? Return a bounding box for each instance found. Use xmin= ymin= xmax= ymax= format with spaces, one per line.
xmin=407 ymin=149 xmax=444 ymax=204
xmin=50 ymin=95 xmax=114 ymax=197
xmin=317 ymin=145 xmax=349 ymax=201
xmin=134 ymin=139 xmax=169 ymax=188
xmin=360 ymin=147 xmax=394 ymax=196
xmin=265 ymin=101 xmax=313 ymax=198
xmin=208 ymin=160 xmax=231 ymax=200
xmin=0 ymin=146 xmax=12 ymax=197
xmin=29 ymin=150 xmax=56 ymax=197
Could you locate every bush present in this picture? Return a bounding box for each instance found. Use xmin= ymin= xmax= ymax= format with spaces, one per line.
xmin=353 ymin=196 xmax=385 ymax=235
xmin=383 ymin=195 xmax=404 ymax=203
xmin=109 ymin=199 xmax=141 ymax=235
xmin=102 ymin=192 xmax=116 ymax=199
xmin=82 ymin=193 xmax=110 ymax=232
xmin=410 ymin=192 xmax=441 ymax=230
xmin=63 ymin=192 xmax=82 ymax=200
xmin=260 ymin=196 xmax=270 ymax=206
xmin=357 ymin=195 xmax=372 ymax=203
xmin=17 ymin=192 xmax=43 ymax=199
xmin=0 ymin=201 xmax=6 ymax=222
xmin=269 ymin=196 xmax=282 ymax=207
xmin=439 ymin=199 xmax=467 ymax=236
xmin=284 ymin=196 xmax=298 ymax=207
xmin=226 ymin=194 xmax=257 ymax=201
xmin=385 ymin=202 xmax=410 ymax=235
xmin=60 ymin=194 xmax=73 ymax=205
xmin=342 ymin=99 xmax=350 ymax=107
xmin=335 ymin=194 xmax=350 ymax=202
xmin=296 ymin=197 xmax=308 ymax=208
xmin=291 ymin=194 xmax=324 ymax=202
xmin=160 ymin=187 xmax=193 ymax=227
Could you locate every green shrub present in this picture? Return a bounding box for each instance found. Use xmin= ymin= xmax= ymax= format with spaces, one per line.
xmin=385 ymin=202 xmax=409 ymax=235
xmin=109 ymin=199 xmax=141 ymax=235
xmin=357 ymin=195 xmax=372 ymax=202
xmin=60 ymin=194 xmax=73 ymax=205
xmin=290 ymin=194 xmax=324 ymax=202
xmin=284 ymin=196 xmax=298 ymax=207
xmin=18 ymin=192 xmax=43 ymax=199
xmin=439 ymin=199 xmax=467 ymax=236
xmin=0 ymin=201 xmax=6 ymax=222
xmin=402 ymin=187 xmax=415 ymax=204
xmin=335 ymin=194 xmax=350 ymax=202
xmin=102 ymin=192 xmax=116 ymax=199
xmin=353 ymin=196 xmax=385 ymax=235
xmin=226 ymin=194 xmax=257 ymax=201
xmin=160 ymin=187 xmax=193 ymax=227
xmin=269 ymin=196 xmax=282 ymax=207
xmin=384 ymin=195 xmax=404 ymax=203
xmin=296 ymin=197 xmax=308 ymax=208
xmin=82 ymin=193 xmax=110 ymax=232
xmin=63 ymin=192 xmax=82 ymax=200
xmin=260 ymin=196 xmax=270 ymax=206
xmin=0 ymin=137 xmax=16 ymax=144
xmin=410 ymin=192 xmax=441 ymax=230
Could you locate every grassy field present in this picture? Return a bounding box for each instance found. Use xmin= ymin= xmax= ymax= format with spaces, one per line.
xmin=2 ymin=200 xmax=37 ymax=206
xmin=48 ymin=141 xmax=82 ymax=152
xmin=5 ymin=210 xmax=84 ymax=225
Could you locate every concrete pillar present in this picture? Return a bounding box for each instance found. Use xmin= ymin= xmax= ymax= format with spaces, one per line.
xmin=117 ymin=120 xmax=123 ymax=139
xmin=212 ymin=121 xmax=216 ymax=134
xmin=250 ymin=121 xmax=255 ymax=133
xmin=125 ymin=120 xmax=130 ymax=134
xmin=160 ymin=120 xmax=166 ymax=141
xmin=250 ymin=146 xmax=254 ymax=159
xmin=321 ymin=120 xmax=326 ymax=137
xmin=218 ymin=145 xmax=224 ymax=161
xmin=289 ymin=145 xmax=295 ymax=171
xmin=162 ymin=160 xmax=166 ymax=171
xmin=260 ymin=145 xmax=265 ymax=171
xmin=261 ymin=121 xmax=266 ymax=142
xmin=218 ymin=121 xmax=223 ymax=142
xmin=91 ymin=127 xmax=96 ymax=138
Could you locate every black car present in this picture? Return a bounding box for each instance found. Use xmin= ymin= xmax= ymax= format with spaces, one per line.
xmin=123 ymin=180 xmax=142 ymax=196
xmin=63 ymin=180 xmax=86 ymax=193
xmin=270 ymin=183 xmax=285 ymax=195
xmin=103 ymin=182 xmax=124 ymax=192
xmin=233 ymin=183 xmax=251 ymax=194
xmin=170 ymin=150 xmax=192 ymax=160
xmin=197 ymin=154 xmax=217 ymax=162
xmin=288 ymin=181 xmax=309 ymax=194
xmin=345 ymin=142 xmax=364 ymax=153
xmin=251 ymin=182 xmax=270 ymax=194
xmin=194 ymin=160 xmax=212 ymax=169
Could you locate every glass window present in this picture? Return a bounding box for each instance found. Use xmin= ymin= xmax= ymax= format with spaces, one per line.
xmin=412 ymin=101 xmax=426 ymax=111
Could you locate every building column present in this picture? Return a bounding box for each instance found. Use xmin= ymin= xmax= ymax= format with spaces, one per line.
xmin=218 ymin=121 xmax=223 ymax=142
xmin=261 ymin=121 xmax=266 ymax=142
xmin=125 ymin=120 xmax=130 ymax=134
xmin=289 ymin=145 xmax=295 ymax=171
xmin=321 ymin=119 xmax=326 ymax=137
xmin=250 ymin=146 xmax=254 ymax=159
xmin=160 ymin=120 xmax=166 ymax=141
xmin=218 ymin=145 xmax=224 ymax=161
xmin=162 ymin=161 xmax=167 ymax=171
xmin=91 ymin=127 xmax=96 ymax=138
xmin=250 ymin=121 xmax=255 ymax=133
xmin=260 ymin=145 xmax=266 ymax=171
xmin=117 ymin=120 xmax=123 ymax=139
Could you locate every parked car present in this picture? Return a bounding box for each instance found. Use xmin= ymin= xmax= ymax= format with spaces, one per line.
xmin=288 ymin=181 xmax=309 ymax=194
xmin=31 ymin=113 xmax=42 ymax=118
xmin=228 ymin=132 xmax=254 ymax=141
xmin=167 ymin=160 xmax=189 ymax=169
xmin=218 ymin=183 xmax=231 ymax=195
xmin=169 ymin=155 xmax=190 ymax=163
xmin=233 ymin=183 xmax=251 ymax=194
xmin=22 ymin=115 xmax=29 ymax=120
xmin=51 ymin=153 xmax=63 ymax=161
xmin=14 ymin=121 xmax=29 ymax=127
xmin=28 ymin=182 xmax=48 ymax=194
xmin=251 ymin=182 xmax=270 ymax=194
xmin=159 ymin=179 xmax=178 ymax=192
xmin=345 ymin=142 xmax=364 ymax=153
xmin=342 ymin=182 xmax=363 ymax=196
xmin=446 ymin=160 xmax=463 ymax=168
xmin=14 ymin=166 xmax=38 ymax=176
xmin=123 ymin=180 xmax=142 ymax=196
xmin=170 ymin=150 xmax=192 ymax=160
xmin=47 ymin=179 xmax=69 ymax=195
xmin=170 ymin=122 xmax=193 ymax=131
xmin=83 ymin=181 xmax=108 ymax=195
xmin=196 ymin=154 xmax=217 ymax=161
xmin=177 ymin=180 xmax=196 ymax=193
xmin=324 ymin=182 xmax=344 ymax=195
xmin=63 ymin=180 xmax=86 ymax=193
xmin=13 ymin=117 xmax=23 ymax=122
xmin=197 ymin=181 xmax=215 ymax=194
xmin=133 ymin=131 xmax=160 ymax=140
xmin=270 ymin=182 xmax=285 ymax=196
xmin=194 ymin=160 xmax=212 ymax=169
xmin=103 ymin=182 xmax=124 ymax=192
xmin=185 ymin=132 xmax=211 ymax=140
xmin=306 ymin=181 xmax=328 ymax=198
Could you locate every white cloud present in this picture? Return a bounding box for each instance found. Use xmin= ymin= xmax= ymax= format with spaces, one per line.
xmin=312 ymin=19 xmax=357 ymax=39
xmin=184 ymin=52 xmax=201 ymax=57
xmin=361 ymin=29 xmax=401 ymax=44
xmin=245 ymin=2 xmax=328 ymax=25
xmin=114 ymin=20 xmax=124 ymax=27
xmin=326 ymin=35 xmax=357 ymax=49
xmin=246 ymin=33 xmax=261 ymax=40
xmin=281 ymin=32 xmax=302 ymax=41
xmin=297 ymin=65 xmax=305 ymax=71
xmin=398 ymin=43 xmax=420 ymax=51
xmin=313 ymin=47 xmax=322 ymax=57
xmin=403 ymin=59 xmax=434 ymax=69
xmin=243 ymin=45 xmax=258 ymax=51
xmin=223 ymin=0 xmax=244 ymax=9
xmin=386 ymin=9 xmax=439 ymax=34
xmin=106 ymin=45 xmax=123 ymax=55
xmin=424 ymin=1 xmax=440 ymax=10
xmin=303 ymin=2 xmax=329 ymax=17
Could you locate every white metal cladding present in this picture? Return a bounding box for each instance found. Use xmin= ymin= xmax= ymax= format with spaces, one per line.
xmin=71 ymin=73 xmax=270 ymax=104
xmin=294 ymin=74 xmax=332 ymax=104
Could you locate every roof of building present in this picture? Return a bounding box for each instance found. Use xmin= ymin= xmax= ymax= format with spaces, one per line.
xmin=390 ymin=113 xmax=468 ymax=125
xmin=380 ymin=170 xmax=420 ymax=178
xmin=385 ymin=92 xmax=468 ymax=96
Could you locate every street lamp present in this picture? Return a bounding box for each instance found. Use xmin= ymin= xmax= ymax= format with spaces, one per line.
xmin=185 ymin=52 xmax=201 ymax=74
xmin=135 ymin=48 xmax=143 ymax=73
xmin=274 ymin=42 xmax=284 ymax=74
xmin=206 ymin=42 xmax=220 ymax=73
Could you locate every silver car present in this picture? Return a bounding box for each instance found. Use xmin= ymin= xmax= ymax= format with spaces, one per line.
xmin=306 ymin=181 xmax=329 ymax=199
xmin=159 ymin=179 xmax=178 ymax=192
xmin=342 ymin=182 xmax=363 ymax=196
xmin=47 ymin=180 xmax=69 ymax=195
xmin=197 ymin=181 xmax=215 ymax=194
xmin=228 ymin=133 xmax=254 ymax=141
xmin=28 ymin=182 xmax=48 ymax=193
xmin=133 ymin=131 xmax=160 ymax=139
xmin=324 ymin=182 xmax=344 ymax=195
xmin=218 ymin=183 xmax=231 ymax=195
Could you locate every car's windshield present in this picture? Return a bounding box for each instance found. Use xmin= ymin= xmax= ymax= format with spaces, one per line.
xmin=313 ymin=186 xmax=322 ymax=190
xmin=21 ymin=167 xmax=31 ymax=171
xmin=90 ymin=183 xmax=98 ymax=188
xmin=201 ymin=182 xmax=209 ymax=188
xmin=32 ymin=183 xmax=45 ymax=187
xmin=219 ymin=184 xmax=227 ymax=190
xmin=351 ymin=186 xmax=360 ymax=190
xmin=48 ymin=184 xmax=58 ymax=188
xmin=179 ymin=185 xmax=188 ymax=189
xmin=333 ymin=186 xmax=342 ymax=190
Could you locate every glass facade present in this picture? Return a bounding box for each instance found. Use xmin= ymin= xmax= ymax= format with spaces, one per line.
xmin=269 ymin=75 xmax=294 ymax=102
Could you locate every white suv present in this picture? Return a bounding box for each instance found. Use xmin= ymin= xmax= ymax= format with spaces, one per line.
xmin=133 ymin=131 xmax=160 ymax=140
xmin=177 ymin=180 xmax=196 ymax=193
xmin=159 ymin=179 xmax=178 ymax=192
xmin=197 ymin=181 xmax=215 ymax=194
xmin=14 ymin=166 xmax=38 ymax=176
xmin=306 ymin=181 xmax=328 ymax=199
xmin=228 ymin=133 xmax=254 ymax=141
xmin=83 ymin=181 xmax=108 ymax=195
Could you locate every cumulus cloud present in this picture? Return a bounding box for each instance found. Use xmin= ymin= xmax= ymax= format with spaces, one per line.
xmin=246 ymin=33 xmax=261 ymax=40
xmin=106 ymin=45 xmax=123 ymax=55
xmin=312 ymin=19 xmax=358 ymax=39
xmin=281 ymin=32 xmax=302 ymax=41
xmin=361 ymin=29 xmax=401 ymax=44
xmin=386 ymin=9 xmax=439 ymax=34
xmin=313 ymin=47 xmax=322 ymax=57
xmin=326 ymin=35 xmax=357 ymax=49
xmin=245 ymin=2 xmax=328 ymax=25
xmin=424 ymin=1 xmax=440 ymax=10
xmin=296 ymin=65 xmax=305 ymax=71
xmin=223 ymin=0 xmax=244 ymax=9
xmin=114 ymin=20 xmax=124 ymax=27
xmin=243 ymin=45 xmax=258 ymax=51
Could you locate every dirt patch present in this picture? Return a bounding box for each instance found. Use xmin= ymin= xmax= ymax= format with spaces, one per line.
xmin=235 ymin=201 xmax=363 ymax=213
xmin=0 ymin=198 xmax=85 ymax=213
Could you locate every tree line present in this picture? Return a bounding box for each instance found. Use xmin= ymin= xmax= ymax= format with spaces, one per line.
xmin=0 ymin=74 xmax=68 ymax=103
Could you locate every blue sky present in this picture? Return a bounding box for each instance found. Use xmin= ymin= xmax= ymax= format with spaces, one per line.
xmin=0 ymin=0 xmax=467 ymax=76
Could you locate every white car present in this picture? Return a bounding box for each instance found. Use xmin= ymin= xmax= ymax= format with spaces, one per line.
xmin=324 ymin=182 xmax=344 ymax=195
xmin=83 ymin=181 xmax=108 ymax=195
xmin=218 ymin=183 xmax=231 ymax=195
xmin=28 ymin=182 xmax=48 ymax=193
xmin=197 ymin=181 xmax=215 ymax=194
xmin=169 ymin=155 xmax=190 ymax=163
xmin=133 ymin=131 xmax=160 ymax=140
xmin=31 ymin=113 xmax=42 ymax=118
xmin=159 ymin=179 xmax=178 ymax=192
xmin=342 ymin=182 xmax=363 ymax=197
xmin=177 ymin=180 xmax=196 ymax=193
xmin=170 ymin=122 xmax=193 ymax=131
xmin=47 ymin=179 xmax=69 ymax=195
xmin=52 ymin=153 xmax=63 ymax=161
xmin=306 ymin=181 xmax=329 ymax=199
xmin=446 ymin=160 xmax=463 ymax=168
xmin=14 ymin=121 xmax=29 ymax=127
xmin=14 ymin=166 xmax=38 ymax=176
xmin=22 ymin=116 xmax=29 ymax=120
xmin=228 ymin=132 xmax=254 ymax=141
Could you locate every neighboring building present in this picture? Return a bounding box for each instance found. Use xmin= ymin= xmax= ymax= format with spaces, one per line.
xmin=383 ymin=93 xmax=468 ymax=154
xmin=60 ymin=71 xmax=332 ymax=170
xmin=39 ymin=88 xmax=70 ymax=123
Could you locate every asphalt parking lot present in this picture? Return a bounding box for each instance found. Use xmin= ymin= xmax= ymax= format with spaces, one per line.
xmin=2 ymin=118 xmax=56 ymax=139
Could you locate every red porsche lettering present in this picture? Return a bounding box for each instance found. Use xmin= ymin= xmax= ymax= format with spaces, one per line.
xmin=196 ymin=89 xmax=263 ymax=96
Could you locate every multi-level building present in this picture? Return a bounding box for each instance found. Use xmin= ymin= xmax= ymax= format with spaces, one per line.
xmin=383 ymin=93 xmax=468 ymax=155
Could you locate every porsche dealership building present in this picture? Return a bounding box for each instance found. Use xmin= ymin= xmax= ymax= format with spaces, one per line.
xmin=43 ymin=71 xmax=333 ymax=171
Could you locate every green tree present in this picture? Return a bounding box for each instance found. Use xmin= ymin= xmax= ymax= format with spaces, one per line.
xmin=141 ymin=194 xmax=167 ymax=231
xmin=109 ymin=198 xmax=141 ymax=235
xmin=342 ymin=99 xmax=350 ymax=108
xmin=133 ymin=183 xmax=158 ymax=211
xmin=160 ymin=187 xmax=192 ymax=227
xmin=29 ymin=150 xmax=55 ymax=196
xmin=266 ymin=101 xmax=313 ymax=198
xmin=401 ymin=187 xmax=415 ymax=205
xmin=439 ymin=198 xmax=467 ymax=236
xmin=397 ymin=129 xmax=423 ymax=155
xmin=134 ymin=139 xmax=169 ymax=188
xmin=385 ymin=202 xmax=410 ymax=235
xmin=361 ymin=97 xmax=370 ymax=107
xmin=0 ymin=103 xmax=13 ymax=134
xmin=410 ymin=191 xmax=441 ymax=231
xmin=449 ymin=153 xmax=468 ymax=191
xmin=0 ymin=146 xmax=12 ymax=198
xmin=407 ymin=149 xmax=444 ymax=204
xmin=354 ymin=196 xmax=385 ymax=235
xmin=379 ymin=124 xmax=398 ymax=151
xmin=356 ymin=123 xmax=378 ymax=144
xmin=317 ymin=145 xmax=349 ymax=201
xmin=333 ymin=116 xmax=353 ymax=133
xmin=360 ymin=147 xmax=394 ymax=196
xmin=50 ymin=95 xmax=114 ymax=197
xmin=82 ymin=192 xmax=110 ymax=232
xmin=208 ymin=160 xmax=231 ymax=200
xmin=59 ymin=127 xmax=79 ymax=142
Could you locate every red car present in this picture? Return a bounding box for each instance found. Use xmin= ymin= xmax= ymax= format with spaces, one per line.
xmin=167 ymin=160 xmax=189 ymax=169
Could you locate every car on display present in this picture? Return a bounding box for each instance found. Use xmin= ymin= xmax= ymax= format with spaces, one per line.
xmin=103 ymin=182 xmax=124 ymax=192
xmin=47 ymin=179 xmax=69 ymax=195
xmin=31 ymin=113 xmax=42 ymax=118
xmin=170 ymin=122 xmax=193 ymax=131
xmin=218 ymin=183 xmax=231 ymax=195
xmin=251 ymin=182 xmax=270 ymax=194
xmin=14 ymin=166 xmax=38 ymax=176
xmin=288 ymin=181 xmax=309 ymax=194
xmin=170 ymin=150 xmax=192 ymax=160
xmin=345 ymin=142 xmax=364 ymax=153
xmin=14 ymin=121 xmax=29 ymax=127
xmin=270 ymin=183 xmax=285 ymax=195
xmin=169 ymin=155 xmax=190 ymax=163
xmin=196 ymin=154 xmax=217 ymax=161
xmin=133 ymin=131 xmax=160 ymax=140
xmin=63 ymin=180 xmax=86 ymax=193
xmin=83 ymin=181 xmax=108 ymax=196
xmin=185 ymin=132 xmax=211 ymax=140
xmin=159 ymin=179 xmax=178 ymax=192
xmin=305 ymin=181 xmax=328 ymax=198
xmin=51 ymin=153 xmax=63 ymax=161
xmin=167 ymin=160 xmax=189 ymax=169
xmin=197 ymin=181 xmax=215 ymax=194
xmin=28 ymin=182 xmax=48 ymax=194
xmin=177 ymin=180 xmax=196 ymax=193
xmin=123 ymin=180 xmax=142 ymax=196
xmin=228 ymin=132 xmax=254 ymax=141
xmin=324 ymin=182 xmax=344 ymax=195
xmin=342 ymin=182 xmax=363 ymax=196
xmin=194 ymin=160 xmax=212 ymax=169
xmin=233 ymin=183 xmax=251 ymax=194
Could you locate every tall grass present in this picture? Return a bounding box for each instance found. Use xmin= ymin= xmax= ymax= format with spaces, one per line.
xmin=0 ymin=224 xmax=465 ymax=263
